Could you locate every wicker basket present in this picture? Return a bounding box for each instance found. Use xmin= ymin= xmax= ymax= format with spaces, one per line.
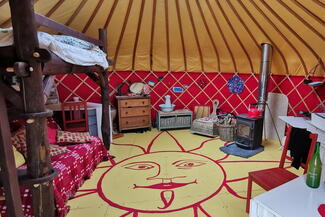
xmin=218 ymin=124 xmax=236 ymax=141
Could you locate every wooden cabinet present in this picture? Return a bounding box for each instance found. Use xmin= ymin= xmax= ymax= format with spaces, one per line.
xmin=116 ymin=96 xmax=151 ymax=131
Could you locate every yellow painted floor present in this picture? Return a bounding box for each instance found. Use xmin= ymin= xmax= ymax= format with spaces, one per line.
xmin=66 ymin=129 xmax=303 ymax=217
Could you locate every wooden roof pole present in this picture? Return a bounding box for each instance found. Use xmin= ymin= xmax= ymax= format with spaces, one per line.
xmin=8 ymin=0 xmax=55 ymax=217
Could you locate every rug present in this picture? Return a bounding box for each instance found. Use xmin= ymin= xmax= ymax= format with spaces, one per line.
xmin=219 ymin=143 xmax=264 ymax=158
xmin=66 ymin=129 xmax=297 ymax=217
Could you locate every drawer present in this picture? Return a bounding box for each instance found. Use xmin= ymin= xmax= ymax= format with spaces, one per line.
xmin=120 ymin=116 xmax=150 ymax=129
xmin=120 ymin=107 xmax=150 ymax=117
xmin=119 ymin=99 xmax=150 ymax=107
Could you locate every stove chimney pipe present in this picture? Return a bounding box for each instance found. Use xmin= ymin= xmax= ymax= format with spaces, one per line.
xmin=258 ymin=43 xmax=273 ymax=113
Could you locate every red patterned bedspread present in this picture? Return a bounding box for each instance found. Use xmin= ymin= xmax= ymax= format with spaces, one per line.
xmin=0 ymin=136 xmax=108 ymax=217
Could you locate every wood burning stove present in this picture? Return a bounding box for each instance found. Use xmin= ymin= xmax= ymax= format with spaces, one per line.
xmin=234 ymin=43 xmax=273 ymax=150
xmin=235 ymin=114 xmax=263 ymax=150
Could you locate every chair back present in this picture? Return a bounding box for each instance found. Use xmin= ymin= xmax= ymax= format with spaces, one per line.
xmin=61 ymin=101 xmax=89 ymax=132
xmin=279 ymin=126 xmax=318 ymax=174
xmin=194 ymin=106 xmax=210 ymax=119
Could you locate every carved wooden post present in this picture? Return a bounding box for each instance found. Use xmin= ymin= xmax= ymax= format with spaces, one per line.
xmin=0 ymin=93 xmax=24 ymax=217
xmin=8 ymin=0 xmax=55 ymax=216
xmin=99 ymin=29 xmax=111 ymax=150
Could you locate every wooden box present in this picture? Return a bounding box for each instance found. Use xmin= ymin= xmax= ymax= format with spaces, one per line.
xmin=191 ymin=118 xmax=219 ymax=137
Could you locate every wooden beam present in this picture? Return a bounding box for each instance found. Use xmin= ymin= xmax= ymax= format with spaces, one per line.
xmin=98 ymin=29 xmax=111 ymax=150
xmin=8 ymin=0 xmax=55 ymax=217
xmin=0 ymin=92 xmax=24 ymax=217
xmin=34 ymin=13 xmax=104 ymax=47
xmin=42 ymin=53 xmax=104 ymax=75
xmin=0 ymin=80 xmax=23 ymax=109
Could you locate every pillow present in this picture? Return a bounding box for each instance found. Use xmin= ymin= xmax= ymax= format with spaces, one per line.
xmin=13 ymin=146 xmax=25 ymax=168
xmin=11 ymin=126 xmax=27 ymax=157
xmin=49 ymin=144 xmax=69 ymax=157
xmin=47 ymin=117 xmax=61 ymax=130
xmin=56 ymin=131 xmax=91 ymax=144
xmin=0 ymin=147 xmax=25 ymax=171
xmin=48 ymin=127 xmax=57 ymax=144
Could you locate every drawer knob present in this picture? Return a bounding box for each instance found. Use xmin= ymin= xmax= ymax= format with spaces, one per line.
xmin=142 ymin=101 xmax=145 ymax=104
xmin=126 ymin=121 xmax=129 ymax=124
xmin=142 ymin=119 xmax=145 ymax=122
xmin=126 ymin=111 xmax=128 ymax=114
xmin=143 ymin=110 xmax=145 ymax=113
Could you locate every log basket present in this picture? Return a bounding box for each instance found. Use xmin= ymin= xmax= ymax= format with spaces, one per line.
xmin=218 ymin=124 xmax=236 ymax=142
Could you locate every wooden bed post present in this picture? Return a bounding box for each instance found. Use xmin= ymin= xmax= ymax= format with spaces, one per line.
xmin=8 ymin=0 xmax=55 ymax=217
xmin=0 ymin=93 xmax=24 ymax=217
xmin=98 ymin=29 xmax=111 ymax=150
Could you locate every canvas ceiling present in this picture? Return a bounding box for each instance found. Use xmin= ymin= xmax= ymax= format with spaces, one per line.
xmin=0 ymin=0 xmax=324 ymax=76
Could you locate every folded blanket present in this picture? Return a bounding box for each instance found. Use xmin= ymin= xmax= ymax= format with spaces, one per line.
xmin=0 ymin=28 xmax=109 ymax=69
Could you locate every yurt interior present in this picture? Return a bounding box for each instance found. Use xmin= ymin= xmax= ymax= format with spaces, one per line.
xmin=0 ymin=0 xmax=324 ymax=217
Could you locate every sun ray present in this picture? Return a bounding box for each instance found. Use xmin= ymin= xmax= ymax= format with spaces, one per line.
xmin=224 ymin=183 xmax=246 ymax=200
xmin=71 ymin=190 xmax=98 ymax=200
xmin=197 ymin=204 xmax=212 ymax=217
xmin=165 ymin=131 xmax=186 ymax=152
xmin=226 ymin=176 xmax=248 ymax=183
xmin=187 ymin=137 xmax=219 ymax=152
xmin=113 ymin=142 xmax=147 ymax=154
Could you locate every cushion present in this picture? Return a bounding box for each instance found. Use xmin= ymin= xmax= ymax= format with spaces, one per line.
xmin=47 ymin=117 xmax=61 ymax=130
xmin=13 ymin=146 xmax=25 ymax=168
xmin=49 ymin=144 xmax=69 ymax=156
xmin=56 ymin=131 xmax=91 ymax=144
xmin=0 ymin=146 xmax=25 ymax=171
xmin=11 ymin=127 xmax=27 ymax=157
xmin=48 ymin=127 xmax=57 ymax=144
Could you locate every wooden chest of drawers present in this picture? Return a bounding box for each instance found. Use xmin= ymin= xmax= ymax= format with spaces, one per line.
xmin=116 ymin=96 xmax=151 ymax=131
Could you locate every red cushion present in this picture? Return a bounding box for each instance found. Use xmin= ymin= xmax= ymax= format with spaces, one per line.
xmin=47 ymin=117 xmax=61 ymax=130
xmin=48 ymin=127 xmax=57 ymax=144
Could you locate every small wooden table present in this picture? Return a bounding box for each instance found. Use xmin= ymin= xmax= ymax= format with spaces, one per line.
xmin=156 ymin=109 xmax=192 ymax=131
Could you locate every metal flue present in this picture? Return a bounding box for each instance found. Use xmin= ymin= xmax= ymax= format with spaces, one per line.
xmin=257 ymin=43 xmax=273 ymax=114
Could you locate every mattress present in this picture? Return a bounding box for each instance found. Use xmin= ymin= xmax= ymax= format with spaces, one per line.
xmin=0 ymin=28 xmax=109 ymax=69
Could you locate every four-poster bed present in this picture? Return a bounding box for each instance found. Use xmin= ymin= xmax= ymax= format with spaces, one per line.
xmin=0 ymin=0 xmax=112 ymax=216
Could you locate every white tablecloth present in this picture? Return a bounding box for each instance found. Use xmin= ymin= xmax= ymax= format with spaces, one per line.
xmin=250 ymin=175 xmax=325 ymax=217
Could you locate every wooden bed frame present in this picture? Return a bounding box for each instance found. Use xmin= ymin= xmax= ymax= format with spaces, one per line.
xmin=0 ymin=0 xmax=112 ymax=216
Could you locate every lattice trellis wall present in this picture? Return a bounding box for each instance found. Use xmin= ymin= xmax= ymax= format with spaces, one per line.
xmin=55 ymin=71 xmax=324 ymax=120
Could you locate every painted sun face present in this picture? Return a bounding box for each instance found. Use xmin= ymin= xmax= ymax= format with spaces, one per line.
xmin=98 ymin=151 xmax=225 ymax=212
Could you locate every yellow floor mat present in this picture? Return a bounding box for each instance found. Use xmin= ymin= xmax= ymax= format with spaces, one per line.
xmin=67 ymin=129 xmax=303 ymax=217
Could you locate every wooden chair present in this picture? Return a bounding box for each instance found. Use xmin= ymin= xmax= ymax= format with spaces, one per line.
xmin=246 ymin=126 xmax=318 ymax=213
xmin=194 ymin=106 xmax=210 ymax=119
xmin=61 ymin=101 xmax=89 ymax=132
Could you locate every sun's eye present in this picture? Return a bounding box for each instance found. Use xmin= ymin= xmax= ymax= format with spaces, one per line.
xmin=123 ymin=162 xmax=155 ymax=170
xmin=173 ymin=160 xmax=206 ymax=169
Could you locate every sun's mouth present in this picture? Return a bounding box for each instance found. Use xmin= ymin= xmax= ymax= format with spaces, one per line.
xmin=133 ymin=180 xmax=197 ymax=189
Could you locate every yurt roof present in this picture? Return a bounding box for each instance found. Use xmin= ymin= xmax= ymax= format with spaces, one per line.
xmin=0 ymin=0 xmax=324 ymax=76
